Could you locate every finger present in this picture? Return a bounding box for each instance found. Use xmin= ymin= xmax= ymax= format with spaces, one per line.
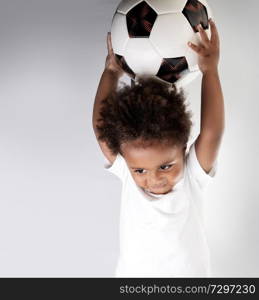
xmin=187 ymin=41 xmax=202 ymax=54
xmin=107 ymin=32 xmax=114 ymax=54
xmin=209 ymin=19 xmax=220 ymax=45
xmin=197 ymin=24 xmax=210 ymax=46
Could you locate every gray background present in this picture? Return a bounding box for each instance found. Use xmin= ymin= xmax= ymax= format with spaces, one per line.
xmin=0 ymin=0 xmax=258 ymax=277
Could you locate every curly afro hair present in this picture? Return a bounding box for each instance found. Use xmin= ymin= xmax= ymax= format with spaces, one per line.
xmin=96 ymin=76 xmax=193 ymax=155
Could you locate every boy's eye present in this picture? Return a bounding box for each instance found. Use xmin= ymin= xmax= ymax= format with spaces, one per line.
xmin=160 ymin=164 xmax=173 ymax=170
xmin=134 ymin=165 xmax=174 ymax=173
xmin=134 ymin=169 xmax=146 ymax=174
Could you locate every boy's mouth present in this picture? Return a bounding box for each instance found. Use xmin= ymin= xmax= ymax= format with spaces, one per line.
xmin=149 ymin=183 xmax=167 ymax=190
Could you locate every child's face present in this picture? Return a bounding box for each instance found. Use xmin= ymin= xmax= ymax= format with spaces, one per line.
xmin=121 ymin=139 xmax=186 ymax=195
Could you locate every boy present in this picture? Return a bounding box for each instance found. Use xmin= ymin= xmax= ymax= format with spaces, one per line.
xmin=92 ymin=19 xmax=224 ymax=277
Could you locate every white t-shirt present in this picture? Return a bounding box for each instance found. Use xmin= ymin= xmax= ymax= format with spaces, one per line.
xmin=104 ymin=142 xmax=217 ymax=277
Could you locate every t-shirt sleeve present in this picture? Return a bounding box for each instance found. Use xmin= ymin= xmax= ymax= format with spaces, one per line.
xmin=103 ymin=153 xmax=128 ymax=181
xmin=186 ymin=142 xmax=218 ymax=190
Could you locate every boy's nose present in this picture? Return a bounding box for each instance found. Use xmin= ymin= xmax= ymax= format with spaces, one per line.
xmin=148 ymin=172 xmax=167 ymax=188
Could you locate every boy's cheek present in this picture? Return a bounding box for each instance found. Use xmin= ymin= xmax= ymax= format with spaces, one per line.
xmin=169 ymin=166 xmax=184 ymax=185
xmin=132 ymin=174 xmax=144 ymax=187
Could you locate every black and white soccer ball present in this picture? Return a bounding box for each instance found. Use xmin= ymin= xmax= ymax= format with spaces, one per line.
xmin=111 ymin=0 xmax=213 ymax=88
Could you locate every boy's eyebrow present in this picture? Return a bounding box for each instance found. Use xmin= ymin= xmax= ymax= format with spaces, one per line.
xmin=130 ymin=159 xmax=176 ymax=170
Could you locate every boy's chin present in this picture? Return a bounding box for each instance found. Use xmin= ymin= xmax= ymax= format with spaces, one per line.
xmin=146 ymin=186 xmax=173 ymax=195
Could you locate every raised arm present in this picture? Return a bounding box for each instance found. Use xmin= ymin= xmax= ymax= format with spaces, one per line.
xmin=92 ymin=33 xmax=124 ymax=164
xmin=188 ymin=19 xmax=225 ymax=173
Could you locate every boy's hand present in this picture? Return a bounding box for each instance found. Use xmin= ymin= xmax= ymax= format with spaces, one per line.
xmin=104 ymin=32 xmax=124 ymax=77
xmin=188 ymin=19 xmax=220 ymax=74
